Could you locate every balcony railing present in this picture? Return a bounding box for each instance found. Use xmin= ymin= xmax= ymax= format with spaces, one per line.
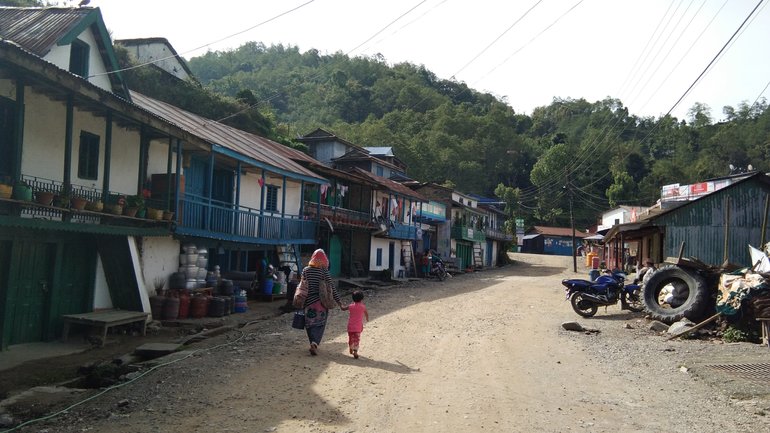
xmin=177 ymin=194 xmax=316 ymax=244
xmin=303 ymin=201 xmax=375 ymax=229
xmin=451 ymin=224 xmax=486 ymax=242
xmin=386 ymin=222 xmax=417 ymax=240
xmin=485 ymin=228 xmax=513 ymax=241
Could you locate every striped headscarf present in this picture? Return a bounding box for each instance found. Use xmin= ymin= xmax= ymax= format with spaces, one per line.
xmin=308 ymin=248 xmax=329 ymax=269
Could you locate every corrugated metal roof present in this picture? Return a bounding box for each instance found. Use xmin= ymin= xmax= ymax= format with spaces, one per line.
xmin=363 ymin=146 xmax=394 ymax=156
xmin=0 ymin=7 xmax=92 ymax=56
xmin=130 ymin=91 xmax=326 ymax=183
xmin=350 ymin=167 xmax=427 ymax=202
xmin=531 ymin=225 xmax=591 ymax=238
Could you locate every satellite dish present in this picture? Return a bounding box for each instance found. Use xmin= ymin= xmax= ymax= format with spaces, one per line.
xmin=748 ymin=164 xmax=754 ymax=171
xmin=729 ymin=164 xmax=735 ymax=170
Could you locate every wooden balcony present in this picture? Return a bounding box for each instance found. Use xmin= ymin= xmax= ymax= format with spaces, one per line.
xmin=176 ymin=194 xmax=317 ymax=244
xmin=303 ymin=201 xmax=375 ymax=230
xmin=485 ymin=228 xmax=513 ymax=241
xmin=451 ymin=224 xmax=486 ymax=242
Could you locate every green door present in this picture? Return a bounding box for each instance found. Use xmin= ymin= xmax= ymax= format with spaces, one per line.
xmin=456 ymin=242 xmax=472 ymax=271
xmin=5 ymin=241 xmax=54 ymax=345
xmin=46 ymin=241 xmax=95 ymax=339
xmin=329 ymin=235 xmax=342 ymax=277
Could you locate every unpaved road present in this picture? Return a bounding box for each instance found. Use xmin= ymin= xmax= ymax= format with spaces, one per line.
xmin=6 ymin=253 xmax=770 ymax=432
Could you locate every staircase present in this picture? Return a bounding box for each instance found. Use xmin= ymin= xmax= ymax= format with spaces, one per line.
xmin=277 ymin=244 xmax=301 ymax=275
xmin=472 ymin=242 xmax=484 ymax=269
xmin=401 ymin=240 xmax=417 ymax=277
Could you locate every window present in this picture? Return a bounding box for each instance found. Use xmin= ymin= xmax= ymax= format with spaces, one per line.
xmin=376 ymin=248 xmax=383 ymax=266
xmin=78 ymin=131 xmax=99 ymax=180
xmin=265 ymin=184 xmax=279 ymax=212
xmin=376 ymin=165 xmax=383 ymax=177
xmin=69 ymin=40 xmax=89 ymax=77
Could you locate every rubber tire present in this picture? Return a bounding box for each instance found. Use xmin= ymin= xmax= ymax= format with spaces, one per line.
xmin=570 ymin=293 xmax=598 ymax=318
xmin=642 ymin=265 xmax=710 ymax=324
xmin=437 ymin=269 xmax=446 ymax=281
xmin=623 ymin=288 xmax=645 ymax=312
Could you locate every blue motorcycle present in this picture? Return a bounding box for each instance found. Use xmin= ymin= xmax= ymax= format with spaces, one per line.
xmin=562 ymin=271 xmax=644 ymax=317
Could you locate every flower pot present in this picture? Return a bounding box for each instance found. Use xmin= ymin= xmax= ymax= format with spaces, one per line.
xmin=35 ymin=191 xmax=54 ymax=205
xmin=146 ymin=207 xmax=163 ymax=220
xmin=53 ymin=195 xmax=69 ymax=208
xmin=0 ymin=184 xmax=12 ymax=199
xmin=107 ymin=204 xmax=123 ymax=215
xmin=71 ymin=196 xmax=88 ymax=210
xmin=86 ymin=200 xmax=104 ymax=212
xmin=123 ymin=206 xmax=138 ymax=217
xmin=136 ymin=208 xmax=146 ymax=218
xmin=163 ymin=211 xmax=175 ymax=221
xmin=12 ymin=184 xmax=32 ymax=201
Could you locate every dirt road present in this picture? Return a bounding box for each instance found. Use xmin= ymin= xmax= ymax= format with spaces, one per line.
xmin=8 ymin=253 xmax=770 ymax=432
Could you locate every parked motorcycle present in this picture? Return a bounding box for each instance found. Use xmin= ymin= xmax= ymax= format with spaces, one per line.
xmin=429 ymin=255 xmax=450 ymax=281
xmin=563 ymin=271 xmax=644 ymax=317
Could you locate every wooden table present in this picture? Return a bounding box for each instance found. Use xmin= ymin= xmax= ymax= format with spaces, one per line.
xmin=62 ymin=310 xmax=149 ymax=346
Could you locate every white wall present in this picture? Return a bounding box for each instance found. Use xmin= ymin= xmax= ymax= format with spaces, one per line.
xmin=19 ymin=89 xmax=142 ymax=194
xmin=92 ymin=255 xmax=113 ymax=310
xmin=124 ymin=42 xmax=190 ymax=81
xmin=369 ymin=237 xmax=405 ymax=276
xmin=139 ymin=236 xmax=180 ymax=296
xmin=44 ymin=33 xmax=113 ymax=92
xmin=236 ymin=172 xmax=304 ymax=215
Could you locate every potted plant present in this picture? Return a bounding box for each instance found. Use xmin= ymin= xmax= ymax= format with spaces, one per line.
xmin=86 ymin=199 xmax=103 ymax=212
xmin=106 ymin=194 xmax=125 ymax=215
xmin=70 ymin=194 xmax=88 ymax=211
xmin=0 ymin=175 xmax=12 ymax=199
xmin=12 ymin=180 xmax=32 ymax=201
xmin=53 ymin=192 xmax=70 ymax=208
xmin=35 ymin=188 xmax=55 ymax=206
xmin=124 ymin=194 xmax=144 ymax=217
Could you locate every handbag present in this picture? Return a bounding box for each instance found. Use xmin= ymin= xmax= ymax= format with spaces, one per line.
xmin=319 ymin=276 xmax=336 ymax=309
xmin=291 ymin=310 xmax=305 ymax=329
xmin=292 ymin=275 xmax=308 ymax=308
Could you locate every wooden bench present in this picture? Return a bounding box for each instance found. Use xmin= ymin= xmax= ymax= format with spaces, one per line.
xmin=62 ymin=310 xmax=149 ymax=346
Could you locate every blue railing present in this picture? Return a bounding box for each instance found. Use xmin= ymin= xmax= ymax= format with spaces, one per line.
xmin=387 ymin=222 xmax=417 ymax=240
xmin=179 ymin=194 xmax=316 ymax=243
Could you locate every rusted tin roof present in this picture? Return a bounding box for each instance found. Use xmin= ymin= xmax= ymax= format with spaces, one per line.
xmin=130 ymin=91 xmax=326 ymax=184
xmin=0 ymin=7 xmax=92 ymax=56
xmin=531 ymin=225 xmax=591 ymax=238
xmin=350 ymin=167 xmax=427 ymax=202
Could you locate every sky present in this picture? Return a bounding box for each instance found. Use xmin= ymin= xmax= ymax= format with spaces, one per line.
xmin=85 ymin=0 xmax=770 ymax=122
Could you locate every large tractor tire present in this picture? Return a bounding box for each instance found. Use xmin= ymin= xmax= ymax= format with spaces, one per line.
xmin=642 ymin=265 xmax=711 ymax=324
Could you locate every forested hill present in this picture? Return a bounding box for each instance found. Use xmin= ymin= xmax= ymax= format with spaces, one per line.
xmin=181 ymin=42 xmax=770 ymax=229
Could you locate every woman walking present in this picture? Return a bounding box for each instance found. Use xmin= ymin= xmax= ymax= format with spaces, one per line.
xmin=301 ymin=249 xmax=343 ymax=355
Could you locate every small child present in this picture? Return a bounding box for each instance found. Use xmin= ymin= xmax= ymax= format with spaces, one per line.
xmin=342 ymin=290 xmax=369 ymax=359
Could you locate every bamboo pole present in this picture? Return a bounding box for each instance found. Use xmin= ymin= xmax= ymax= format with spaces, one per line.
xmin=667 ymin=313 xmax=721 ymax=340
xmin=761 ymin=192 xmax=769 ymax=247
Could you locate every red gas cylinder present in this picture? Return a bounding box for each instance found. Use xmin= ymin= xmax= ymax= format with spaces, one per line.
xmin=190 ymin=295 xmax=209 ymax=319
xmin=177 ymin=292 xmax=191 ymax=319
xmin=161 ymin=297 xmax=180 ymax=320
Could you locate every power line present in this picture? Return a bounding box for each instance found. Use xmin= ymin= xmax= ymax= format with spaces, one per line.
xmin=89 ymin=0 xmax=317 ymax=79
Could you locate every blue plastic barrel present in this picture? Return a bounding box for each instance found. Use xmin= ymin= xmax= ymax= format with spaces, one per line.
xmin=233 ymin=295 xmax=248 ymax=313
xmin=262 ymin=279 xmax=274 ymax=295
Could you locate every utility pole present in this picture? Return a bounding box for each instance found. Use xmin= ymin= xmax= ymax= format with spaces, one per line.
xmin=566 ymin=174 xmax=577 ymax=273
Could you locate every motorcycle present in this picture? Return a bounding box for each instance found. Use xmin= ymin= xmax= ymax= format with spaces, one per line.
xmin=429 ymin=255 xmax=450 ymax=281
xmin=562 ymin=270 xmax=644 ymax=317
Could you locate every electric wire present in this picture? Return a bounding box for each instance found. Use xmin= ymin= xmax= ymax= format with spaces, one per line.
xmin=88 ymin=0 xmax=316 ymax=79
xmin=345 ymin=0 xmax=428 ymax=56
xmin=451 ymin=0 xmax=543 ymax=79
xmin=0 ymin=326 xmax=260 ymax=433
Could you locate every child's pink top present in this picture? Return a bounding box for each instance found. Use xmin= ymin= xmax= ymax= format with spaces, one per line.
xmin=347 ymin=302 xmax=367 ymax=332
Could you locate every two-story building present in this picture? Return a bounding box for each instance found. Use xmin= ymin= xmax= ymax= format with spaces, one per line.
xmin=0 ymin=6 xmax=325 ymax=348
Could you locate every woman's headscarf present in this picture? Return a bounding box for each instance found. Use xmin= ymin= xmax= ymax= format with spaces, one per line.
xmin=308 ymin=248 xmax=329 ymax=269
